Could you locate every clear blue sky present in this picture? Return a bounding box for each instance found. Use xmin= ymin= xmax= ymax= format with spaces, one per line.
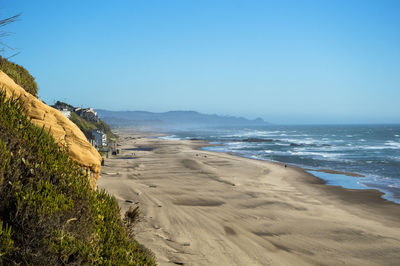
xmin=1 ymin=0 xmax=399 ymax=124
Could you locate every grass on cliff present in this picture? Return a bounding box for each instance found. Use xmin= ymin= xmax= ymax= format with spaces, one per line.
xmin=0 ymin=56 xmax=38 ymax=97
xmin=69 ymin=112 xmax=117 ymax=142
xmin=0 ymin=91 xmax=155 ymax=265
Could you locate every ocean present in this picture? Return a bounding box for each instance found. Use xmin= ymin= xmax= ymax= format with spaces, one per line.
xmin=159 ymin=124 xmax=400 ymax=204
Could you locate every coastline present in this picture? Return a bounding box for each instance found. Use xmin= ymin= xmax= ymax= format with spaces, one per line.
xmin=98 ymin=129 xmax=400 ymax=265
xmin=200 ymin=141 xmax=400 ymax=224
xmin=200 ymin=139 xmax=400 ymax=204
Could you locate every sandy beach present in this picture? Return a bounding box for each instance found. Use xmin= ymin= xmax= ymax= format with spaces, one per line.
xmin=98 ymin=130 xmax=400 ymax=265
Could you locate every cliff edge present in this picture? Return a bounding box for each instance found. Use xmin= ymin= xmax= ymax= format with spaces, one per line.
xmin=0 ymin=70 xmax=101 ymax=187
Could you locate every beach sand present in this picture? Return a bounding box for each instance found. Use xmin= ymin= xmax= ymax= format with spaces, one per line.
xmin=98 ymin=130 xmax=400 ymax=265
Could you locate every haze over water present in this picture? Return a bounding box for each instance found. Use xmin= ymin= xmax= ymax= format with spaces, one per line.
xmin=162 ymin=124 xmax=400 ymax=203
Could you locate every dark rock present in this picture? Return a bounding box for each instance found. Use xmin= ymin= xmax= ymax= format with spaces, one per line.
xmin=290 ymin=143 xmax=303 ymax=147
xmin=246 ymin=138 xmax=275 ymax=142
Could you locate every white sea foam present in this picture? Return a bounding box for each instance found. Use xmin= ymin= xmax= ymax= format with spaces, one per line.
xmin=303 ymin=146 xmax=344 ymax=152
xmin=362 ymin=145 xmax=395 ymax=150
xmin=288 ymin=151 xmax=343 ymax=159
xmin=390 ymin=156 xmax=400 ymax=162
xmin=358 ymin=141 xmax=400 ymax=150
xmin=281 ymin=138 xmax=321 ymax=145
xmin=225 ymin=142 xmax=253 ymax=150
xmin=332 ymin=139 xmax=345 ymax=143
xmin=385 ymin=140 xmax=400 ymax=148
xmin=159 ymin=135 xmax=181 ymax=140
xmin=226 ymin=130 xmax=282 ymax=138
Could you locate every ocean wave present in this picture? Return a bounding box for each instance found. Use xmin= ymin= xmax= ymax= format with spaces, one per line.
xmin=356 ymin=141 xmax=400 ymax=150
xmin=280 ymin=138 xmax=332 ymax=147
xmin=390 ymin=156 xmax=400 ymax=162
xmin=158 ymin=135 xmax=181 ymax=140
xmin=225 ymin=142 xmax=255 ymax=150
xmin=294 ymin=145 xmax=350 ymax=152
xmin=263 ymin=150 xmax=274 ymax=154
xmin=361 ymin=145 xmax=396 ymax=150
xmin=385 ymin=140 xmax=400 ymax=148
xmin=281 ymin=138 xmax=318 ymax=145
xmin=288 ymin=150 xmax=343 ymax=159
xmin=226 ymin=130 xmax=282 ymax=138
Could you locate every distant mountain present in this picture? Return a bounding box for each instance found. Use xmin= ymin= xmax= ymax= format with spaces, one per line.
xmin=96 ymin=110 xmax=268 ymax=129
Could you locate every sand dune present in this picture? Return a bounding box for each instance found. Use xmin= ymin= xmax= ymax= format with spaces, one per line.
xmin=98 ymin=130 xmax=400 ymax=265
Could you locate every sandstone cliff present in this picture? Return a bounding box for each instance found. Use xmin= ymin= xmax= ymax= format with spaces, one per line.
xmin=0 ymin=70 xmax=101 ymax=188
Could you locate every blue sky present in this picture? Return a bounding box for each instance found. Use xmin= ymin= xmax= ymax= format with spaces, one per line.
xmin=1 ymin=0 xmax=399 ymax=124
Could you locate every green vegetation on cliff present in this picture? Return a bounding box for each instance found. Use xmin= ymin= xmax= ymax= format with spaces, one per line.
xmin=0 ymin=56 xmax=38 ymax=97
xmin=69 ymin=112 xmax=117 ymax=142
xmin=0 ymin=92 xmax=155 ymax=265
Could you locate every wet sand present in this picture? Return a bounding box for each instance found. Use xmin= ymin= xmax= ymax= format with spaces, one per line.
xmin=98 ymin=130 xmax=400 ymax=265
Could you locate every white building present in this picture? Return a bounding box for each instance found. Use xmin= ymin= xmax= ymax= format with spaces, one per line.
xmin=60 ymin=109 xmax=71 ymax=118
xmin=92 ymin=130 xmax=107 ymax=147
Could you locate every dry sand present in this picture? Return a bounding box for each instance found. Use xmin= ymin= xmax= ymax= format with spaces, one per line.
xmin=98 ymin=130 xmax=400 ymax=265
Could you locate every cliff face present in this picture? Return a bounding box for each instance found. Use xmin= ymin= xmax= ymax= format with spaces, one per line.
xmin=0 ymin=70 xmax=101 ymax=188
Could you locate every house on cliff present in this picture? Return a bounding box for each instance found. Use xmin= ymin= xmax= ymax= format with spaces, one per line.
xmin=52 ymin=101 xmax=73 ymax=118
xmin=53 ymin=101 xmax=99 ymax=122
xmin=75 ymin=107 xmax=99 ymax=122
xmin=53 ymin=100 xmax=74 ymax=111
xmin=92 ymin=130 xmax=107 ymax=147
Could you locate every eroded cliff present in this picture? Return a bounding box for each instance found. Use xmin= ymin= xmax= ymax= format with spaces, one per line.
xmin=0 ymin=70 xmax=101 ymax=187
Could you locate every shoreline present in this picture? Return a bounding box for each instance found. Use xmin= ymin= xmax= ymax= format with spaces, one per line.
xmin=197 ymin=140 xmax=400 ymax=222
xmin=193 ymin=138 xmax=400 ymax=205
xmin=98 ymin=130 xmax=400 ymax=265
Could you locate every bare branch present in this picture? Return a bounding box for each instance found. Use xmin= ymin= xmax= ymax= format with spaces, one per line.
xmin=0 ymin=13 xmax=21 ymax=28
xmin=0 ymin=13 xmax=21 ymax=57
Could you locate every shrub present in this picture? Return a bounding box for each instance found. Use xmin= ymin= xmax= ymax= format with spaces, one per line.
xmin=0 ymin=56 xmax=38 ymax=97
xmin=0 ymin=220 xmax=13 ymax=260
